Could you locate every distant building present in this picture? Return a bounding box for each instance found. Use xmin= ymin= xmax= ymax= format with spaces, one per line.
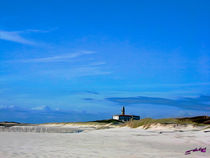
xmin=112 ymin=106 xmax=140 ymax=121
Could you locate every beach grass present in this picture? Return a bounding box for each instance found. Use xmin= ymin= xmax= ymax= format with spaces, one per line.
xmin=40 ymin=119 xmax=123 ymax=126
xmin=125 ymin=116 xmax=209 ymax=128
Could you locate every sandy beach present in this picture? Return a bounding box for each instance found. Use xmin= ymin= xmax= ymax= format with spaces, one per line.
xmin=0 ymin=126 xmax=209 ymax=158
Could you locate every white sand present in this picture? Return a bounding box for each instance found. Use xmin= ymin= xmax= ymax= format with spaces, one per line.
xmin=0 ymin=127 xmax=209 ymax=158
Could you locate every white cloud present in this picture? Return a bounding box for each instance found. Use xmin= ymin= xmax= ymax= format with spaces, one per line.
xmin=13 ymin=51 xmax=95 ymax=63
xmin=31 ymin=105 xmax=51 ymax=111
xmin=89 ymin=62 xmax=106 ymax=66
xmin=0 ymin=30 xmax=36 ymax=45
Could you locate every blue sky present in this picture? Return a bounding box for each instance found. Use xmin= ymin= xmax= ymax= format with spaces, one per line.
xmin=0 ymin=0 xmax=210 ymax=123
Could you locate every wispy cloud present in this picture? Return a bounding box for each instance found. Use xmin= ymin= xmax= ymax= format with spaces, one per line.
xmin=71 ymin=66 xmax=111 ymax=76
xmin=106 ymin=95 xmax=210 ymax=111
xmin=41 ymin=65 xmax=111 ymax=78
xmin=89 ymin=62 xmax=106 ymax=66
xmin=85 ymin=91 xmax=99 ymax=95
xmin=0 ymin=30 xmax=36 ymax=45
xmin=127 ymin=82 xmax=210 ymax=88
xmin=31 ymin=105 xmax=51 ymax=111
xmin=11 ymin=51 xmax=95 ymax=63
xmin=156 ymin=82 xmax=210 ymax=87
xmin=3 ymin=50 xmax=110 ymax=79
xmin=24 ymin=29 xmax=55 ymax=33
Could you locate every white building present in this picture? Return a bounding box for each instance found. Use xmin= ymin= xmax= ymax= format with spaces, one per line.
xmin=113 ymin=106 xmax=140 ymax=122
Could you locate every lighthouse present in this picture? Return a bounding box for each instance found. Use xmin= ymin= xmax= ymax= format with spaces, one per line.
xmin=121 ymin=106 xmax=125 ymax=115
xmin=112 ymin=106 xmax=140 ymax=121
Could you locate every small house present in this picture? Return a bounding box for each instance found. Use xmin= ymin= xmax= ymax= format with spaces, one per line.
xmin=113 ymin=106 xmax=140 ymax=122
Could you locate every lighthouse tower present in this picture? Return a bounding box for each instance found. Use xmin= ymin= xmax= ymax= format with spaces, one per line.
xmin=121 ymin=106 xmax=125 ymax=115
